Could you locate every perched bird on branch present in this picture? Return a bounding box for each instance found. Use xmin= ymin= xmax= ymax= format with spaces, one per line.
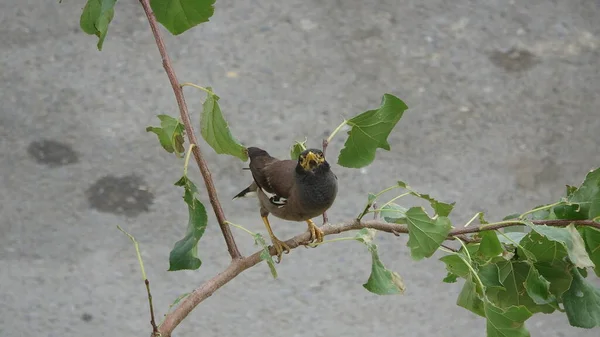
xmin=233 ymin=146 xmax=338 ymax=262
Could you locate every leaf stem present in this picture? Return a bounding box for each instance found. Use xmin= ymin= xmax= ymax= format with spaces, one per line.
xmin=183 ymin=144 xmax=195 ymax=177
xmin=480 ymin=219 xmax=528 ymax=229
xmin=117 ymin=225 xmax=147 ymax=280
xmin=117 ymin=225 xmax=158 ymax=336
xmin=455 ymin=236 xmax=472 ymax=263
xmin=463 ymin=212 xmax=480 ymax=228
xmin=378 ymin=192 xmax=411 ymax=210
xmin=519 ymin=201 xmax=563 ymax=219
xmin=459 ymin=253 xmax=485 ymax=291
xmin=226 ymin=221 xmax=256 ymax=236
xmin=367 ymin=208 xmax=405 ymax=215
xmin=326 ymin=119 xmax=348 ymax=144
xmin=375 ymin=184 xmax=402 ymax=198
xmin=138 ymin=0 xmax=241 ymax=261
xmin=308 ymin=236 xmax=357 ymax=247
xmin=180 ymin=82 xmax=215 ymax=96
xmin=454 ymin=239 xmax=485 ymax=291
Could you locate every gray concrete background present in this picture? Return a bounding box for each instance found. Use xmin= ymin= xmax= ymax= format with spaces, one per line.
xmin=1 ymin=0 xmax=599 ymax=336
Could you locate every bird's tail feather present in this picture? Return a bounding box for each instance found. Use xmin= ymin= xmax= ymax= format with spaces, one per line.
xmin=232 ymin=182 xmax=257 ymax=200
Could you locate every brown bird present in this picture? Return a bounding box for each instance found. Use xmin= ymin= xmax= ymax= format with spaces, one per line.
xmin=233 ymin=147 xmax=338 ymax=262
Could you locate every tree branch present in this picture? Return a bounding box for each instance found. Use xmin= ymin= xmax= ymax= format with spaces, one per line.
xmin=138 ymin=0 xmax=241 ymax=260
xmin=157 ymin=218 xmax=598 ymax=336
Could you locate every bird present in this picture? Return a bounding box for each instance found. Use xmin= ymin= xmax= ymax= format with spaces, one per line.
xmin=233 ymin=146 xmax=338 ymax=262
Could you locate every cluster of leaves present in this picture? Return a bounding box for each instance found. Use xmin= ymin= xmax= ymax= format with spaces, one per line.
xmin=365 ymin=170 xmax=600 ymax=336
xmin=78 ymin=1 xmax=600 ymax=336
xmin=80 ymin=0 xmax=216 ymax=50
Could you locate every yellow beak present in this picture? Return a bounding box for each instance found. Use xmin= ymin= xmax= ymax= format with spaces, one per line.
xmin=301 ymin=151 xmax=323 ymax=170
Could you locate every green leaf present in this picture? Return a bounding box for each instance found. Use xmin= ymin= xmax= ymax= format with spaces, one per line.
xmin=534 ymin=261 xmax=573 ymax=300
xmin=478 ymin=264 xmax=505 ymax=291
xmin=363 ymin=245 xmax=406 ymax=295
xmin=566 ymin=184 xmax=578 ymax=197
xmin=502 ymin=213 xmax=521 ymax=221
xmin=397 ymin=181 xmax=455 ymax=217
xmin=478 ymin=212 xmax=489 ymax=224
xmin=579 ymin=227 xmax=600 ymax=277
xmin=457 ymin=279 xmax=485 ymax=317
xmin=440 ymin=254 xmax=471 ymax=278
xmin=485 ymin=261 xmax=554 ymax=314
xmin=497 ymin=232 xmax=527 ymax=245
xmin=525 ymin=266 xmax=556 ymax=306
xmin=80 ymin=0 xmax=116 ymax=50
xmin=484 ymin=301 xmax=532 ymax=337
xmin=443 ymin=272 xmax=458 ymax=283
xmin=521 ymin=230 xmax=564 ymax=264
xmin=254 ymin=233 xmax=277 ymax=279
xmin=289 ymin=138 xmax=307 ymax=160
xmin=367 ymin=193 xmax=377 ymax=205
xmin=337 ymin=94 xmax=408 ymax=168
xmin=566 ymin=168 xmax=600 ymax=219
xmin=355 ymin=229 xmax=405 ymax=295
xmin=563 ymin=268 xmax=600 ymax=328
xmin=405 ymin=207 xmax=453 ymax=260
xmin=477 ymin=231 xmax=503 ymax=261
xmin=355 ymin=228 xmax=376 ymax=245
xmin=168 ymin=176 xmax=208 ymax=271
xmin=146 ymin=114 xmax=185 ymax=154
xmin=200 ymin=88 xmax=248 ymax=161
xmin=150 ymin=0 xmax=215 ymax=35
xmin=380 ymin=203 xmax=407 ymax=224
xmin=528 ymin=224 xmax=594 ymax=269
xmin=552 ymin=203 xmax=586 ymax=220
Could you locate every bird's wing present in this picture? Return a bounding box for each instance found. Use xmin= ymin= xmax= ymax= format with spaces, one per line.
xmin=262 ymin=160 xmax=297 ymax=198
xmin=247 ymin=147 xmax=297 ymax=207
xmin=247 ymin=148 xmax=279 ymax=193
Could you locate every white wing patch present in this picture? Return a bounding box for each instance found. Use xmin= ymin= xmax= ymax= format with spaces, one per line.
xmin=260 ymin=187 xmax=287 ymax=208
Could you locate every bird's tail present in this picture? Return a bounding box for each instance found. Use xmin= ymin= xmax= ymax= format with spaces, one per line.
xmin=232 ymin=182 xmax=257 ymax=200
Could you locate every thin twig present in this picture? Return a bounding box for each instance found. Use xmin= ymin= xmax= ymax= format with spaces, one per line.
xmin=450 ymin=219 xmax=600 ymax=235
xmin=373 ymin=202 xmax=379 ymax=220
xmin=157 ymin=218 xmax=598 ymax=336
xmin=117 ymin=226 xmax=159 ymax=336
xmin=138 ymin=0 xmax=241 ymax=260
xmin=145 ymin=280 xmax=158 ymax=336
xmin=441 ymin=244 xmax=458 ymax=253
xmin=322 ymin=138 xmax=329 ymax=157
xmin=322 ymin=212 xmax=329 ymax=225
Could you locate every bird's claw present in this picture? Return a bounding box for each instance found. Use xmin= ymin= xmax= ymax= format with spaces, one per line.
xmin=307 ymin=220 xmax=324 ymax=246
xmin=271 ymin=237 xmax=291 ymax=263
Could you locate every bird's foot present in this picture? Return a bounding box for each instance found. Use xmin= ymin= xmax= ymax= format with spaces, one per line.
xmin=307 ymin=219 xmax=324 ymax=244
xmin=270 ymin=236 xmax=291 ymax=263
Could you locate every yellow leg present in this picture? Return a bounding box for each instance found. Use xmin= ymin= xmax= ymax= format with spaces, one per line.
xmin=262 ymin=216 xmax=290 ymax=263
xmin=306 ymin=219 xmax=324 ymax=244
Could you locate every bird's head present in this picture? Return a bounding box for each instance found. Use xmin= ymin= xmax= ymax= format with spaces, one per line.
xmin=297 ymin=148 xmax=327 ymax=172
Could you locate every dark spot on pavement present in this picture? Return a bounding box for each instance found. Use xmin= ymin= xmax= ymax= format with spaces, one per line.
xmin=86 ymin=174 xmax=153 ymax=217
xmin=488 ymin=47 xmax=539 ymax=73
xmin=81 ymin=313 xmax=93 ymax=322
xmin=27 ymin=139 xmax=78 ymax=167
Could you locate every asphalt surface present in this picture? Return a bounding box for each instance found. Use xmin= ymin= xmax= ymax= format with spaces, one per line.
xmin=1 ymin=0 xmax=599 ymax=336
